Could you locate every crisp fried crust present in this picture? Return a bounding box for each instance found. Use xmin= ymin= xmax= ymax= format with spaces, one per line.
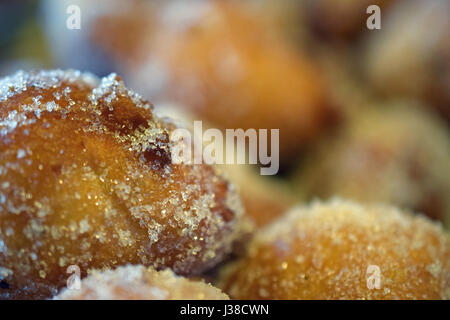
xmin=0 ymin=70 xmax=244 ymax=299
xmin=221 ymin=200 xmax=450 ymax=300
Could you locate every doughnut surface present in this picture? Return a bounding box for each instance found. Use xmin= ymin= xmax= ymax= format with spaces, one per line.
xmin=221 ymin=200 xmax=450 ymax=299
xmin=0 ymin=70 xmax=244 ymax=299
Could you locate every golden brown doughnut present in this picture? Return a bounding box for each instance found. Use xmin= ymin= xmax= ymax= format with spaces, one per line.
xmin=293 ymin=105 xmax=450 ymax=227
xmin=221 ymin=199 xmax=450 ymax=300
xmin=0 ymin=70 xmax=244 ymax=299
xmin=92 ymin=1 xmax=334 ymax=163
xmin=55 ymin=265 xmax=229 ymax=300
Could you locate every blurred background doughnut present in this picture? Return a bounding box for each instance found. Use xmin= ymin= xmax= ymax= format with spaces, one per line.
xmin=292 ymin=103 xmax=450 ymax=227
xmin=363 ymin=0 xmax=450 ymax=120
xmin=89 ymin=0 xmax=336 ymax=164
xmin=219 ymin=164 xmax=295 ymax=228
xmin=302 ymin=0 xmax=397 ymax=41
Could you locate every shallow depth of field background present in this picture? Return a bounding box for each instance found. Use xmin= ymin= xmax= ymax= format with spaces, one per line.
xmin=0 ymin=0 xmax=449 ymax=228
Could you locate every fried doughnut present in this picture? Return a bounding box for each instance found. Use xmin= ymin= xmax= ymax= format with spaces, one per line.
xmin=92 ymin=1 xmax=333 ymax=162
xmin=221 ymin=199 xmax=450 ymax=300
xmin=55 ymin=265 xmax=229 ymax=300
xmin=364 ymin=0 xmax=450 ymax=119
xmin=293 ymin=104 xmax=450 ymax=228
xmin=0 ymin=70 xmax=244 ymax=299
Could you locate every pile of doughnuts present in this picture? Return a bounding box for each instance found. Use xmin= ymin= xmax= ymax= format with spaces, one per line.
xmin=0 ymin=70 xmax=244 ymax=299
xmin=1 ymin=0 xmax=449 ymax=301
xmin=0 ymin=70 xmax=448 ymax=300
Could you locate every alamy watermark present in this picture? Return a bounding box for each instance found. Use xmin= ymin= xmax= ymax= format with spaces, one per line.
xmin=367 ymin=5 xmax=381 ymax=30
xmin=66 ymin=4 xmax=81 ymax=30
xmin=170 ymin=121 xmax=279 ymax=175
xmin=366 ymin=265 xmax=382 ymax=290
xmin=64 ymin=3 xmax=381 ymax=31
xmin=66 ymin=265 xmax=81 ymax=290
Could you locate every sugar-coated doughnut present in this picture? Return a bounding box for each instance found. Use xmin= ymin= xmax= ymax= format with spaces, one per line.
xmin=55 ymin=265 xmax=229 ymax=300
xmin=221 ymin=199 xmax=450 ymax=300
xmin=0 ymin=70 xmax=244 ymax=299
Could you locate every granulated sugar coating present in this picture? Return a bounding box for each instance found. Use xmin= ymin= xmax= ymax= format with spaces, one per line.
xmin=221 ymin=199 xmax=450 ymax=300
xmin=0 ymin=70 xmax=244 ymax=299
xmin=55 ymin=265 xmax=229 ymax=300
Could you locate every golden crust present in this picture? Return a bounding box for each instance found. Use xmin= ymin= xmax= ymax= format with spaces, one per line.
xmin=55 ymin=265 xmax=229 ymax=300
xmin=221 ymin=199 xmax=450 ymax=300
xmin=0 ymin=70 xmax=244 ymax=299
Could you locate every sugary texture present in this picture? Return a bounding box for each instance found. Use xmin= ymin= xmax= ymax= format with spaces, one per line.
xmin=364 ymin=0 xmax=450 ymax=119
xmin=0 ymin=70 xmax=244 ymax=299
xmin=152 ymin=103 xmax=294 ymax=228
xmin=293 ymin=105 xmax=450 ymax=228
xmin=303 ymin=0 xmax=396 ymax=40
xmin=220 ymin=199 xmax=450 ymax=300
xmin=92 ymin=0 xmax=333 ymax=162
xmin=55 ymin=265 xmax=229 ymax=300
